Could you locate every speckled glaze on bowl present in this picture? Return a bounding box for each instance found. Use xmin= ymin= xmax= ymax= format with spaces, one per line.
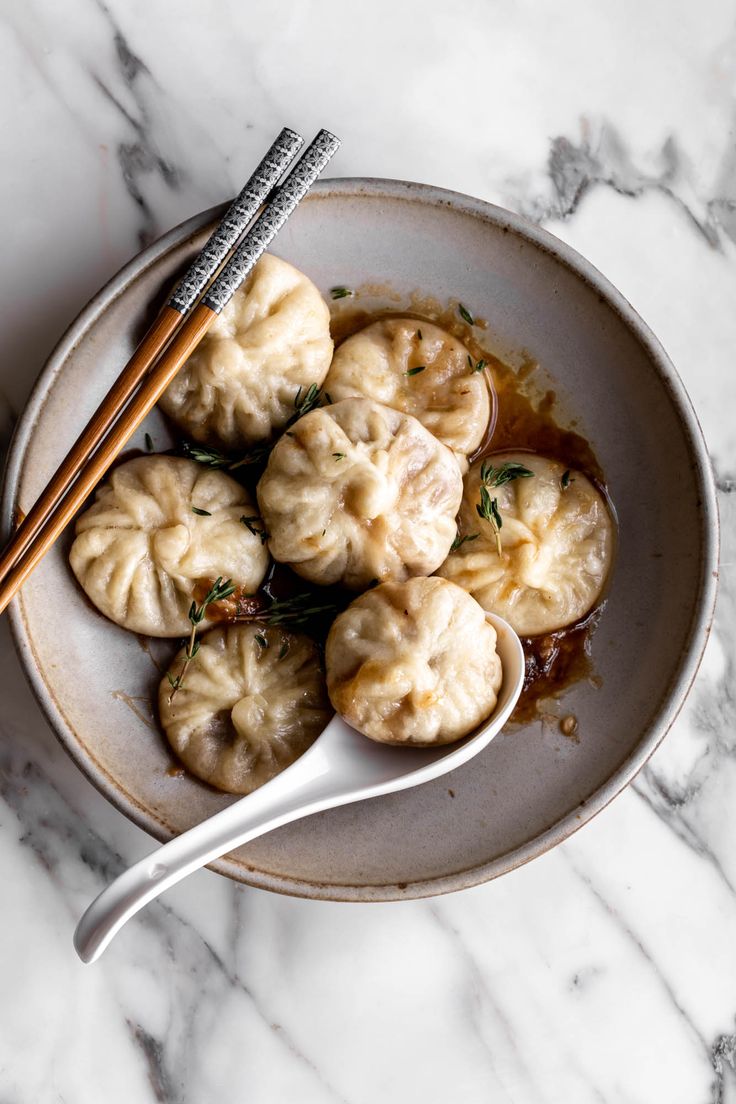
xmin=0 ymin=180 xmax=718 ymax=900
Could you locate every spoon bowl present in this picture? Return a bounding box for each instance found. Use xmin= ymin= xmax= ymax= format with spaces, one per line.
xmin=74 ymin=612 xmax=524 ymax=963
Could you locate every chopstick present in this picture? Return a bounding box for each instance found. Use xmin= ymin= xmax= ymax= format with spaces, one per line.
xmin=0 ymin=126 xmax=304 ymax=590
xmin=0 ymin=129 xmax=340 ymax=616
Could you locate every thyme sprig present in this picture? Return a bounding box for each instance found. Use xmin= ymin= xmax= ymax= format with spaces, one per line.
xmin=167 ymin=577 xmax=236 ymax=701
xmin=229 ymin=444 xmax=273 ymax=470
xmin=476 ymin=485 xmax=504 ymax=556
xmin=247 ymin=592 xmax=340 ymax=628
xmin=476 ymin=459 xmax=535 ymax=555
xmin=181 ymin=440 xmax=272 ymax=471
xmin=181 ymin=384 xmax=330 ymax=474
xmin=480 ymin=459 xmax=535 ymax=488
xmin=450 ymin=531 xmax=479 ymax=552
xmin=291 ymin=383 xmax=324 ymax=422
xmin=181 ymin=442 xmax=230 ymax=468
xmin=240 ymin=515 xmax=269 ymax=543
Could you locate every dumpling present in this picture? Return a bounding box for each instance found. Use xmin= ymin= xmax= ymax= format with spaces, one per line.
xmin=325 ymin=318 xmax=491 ymax=462
xmin=257 ymin=397 xmax=463 ymax=590
xmin=437 ymin=451 xmax=614 ymax=636
xmin=69 ymin=456 xmax=269 ymax=637
xmin=325 ymin=576 xmax=502 ymax=746
xmin=159 ymin=624 xmax=331 ymax=794
xmin=158 ymin=253 xmax=333 ymax=450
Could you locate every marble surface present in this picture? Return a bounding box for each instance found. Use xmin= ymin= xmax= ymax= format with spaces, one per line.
xmin=1 ymin=1 xmax=735 ymax=1100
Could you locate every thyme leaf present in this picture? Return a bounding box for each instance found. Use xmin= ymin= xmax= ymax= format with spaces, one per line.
xmin=167 ymin=577 xmax=236 ymax=700
xmin=405 ymin=365 xmax=426 ymax=377
xmin=192 ymin=506 xmax=211 ymax=516
xmin=240 ymin=515 xmax=269 ymax=543
xmin=450 ymin=531 xmax=479 ymax=552
xmin=181 ymin=442 xmax=230 ymax=468
xmin=242 ymin=591 xmax=339 ymax=628
xmin=480 ymin=459 xmax=534 ymax=488
xmin=330 ymin=286 xmax=353 ymax=299
xmin=476 ymin=460 xmax=534 ymax=555
xmin=561 ymin=469 xmax=571 ymax=489
xmin=476 ymin=485 xmax=503 ymax=556
xmin=458 ymin=303 xmax=475 ymax=325
xmin=182 ymin=384 xmax=328 ymax=474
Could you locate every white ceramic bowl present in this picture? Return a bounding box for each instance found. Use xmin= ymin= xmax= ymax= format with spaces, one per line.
xmin=0 ymin=179 xmax=718 ymax=900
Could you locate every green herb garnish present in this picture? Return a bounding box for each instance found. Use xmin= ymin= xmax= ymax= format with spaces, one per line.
xmin=333 ymin=452 xmax=346 ymax=460
xmin=406 ymin=365 xmax=426 ymax=377
xmin=240 ymin=515 xmax=269 ymax=544
xmin=480 ymin=459 xmax=534 ymax=488
xmin=458 ymin=303 xmax=475 ymax=325
xmin=476 ymin=461 xmax=534 ymax=556
xmin=278 ymin=641 xmax=290 ymax=660
xmin=181 ymin=442 xmax=230 ymax=468
xmin=228 ymin=444 xmax=272 ymax=470
xmin=331 ymin=286 xmax=353 ymax=300
xmin=192 ymin=507 xmax=211 ymax=516
xmin=292 ymin=383 xmax=323 ymax=421
xmin=182 ymin=385 xmax=328 ymax=475
xmin=144 ymin=433 xmax=154 ymax=452
xmin=472 ymin=358 xmax=487 ymax=374
xmin=181 ymin=439 xmax=271 ymax=472
xmin=561 ymin=469 xmax=571 ymax=489
xmin=245 ymin=592 xmax=339 ymax=628
xmin=450 ymin=531 xmax=479 ymax=552
xmin=417 ymin=329 xmax=423 ymax=340
xmin=167 ymin=577 xmax=236 ymax=700
xmin=254 ymin=633 xmax=268 ymax=649
xmin=476 ymin=485 xmax=503 ymax=556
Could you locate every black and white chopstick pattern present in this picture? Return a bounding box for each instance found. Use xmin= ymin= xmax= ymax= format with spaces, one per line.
xmin=202 ymin=129 xmax=340 ymax=314
xmin=168 ymin=127 xmax=304 ymax=315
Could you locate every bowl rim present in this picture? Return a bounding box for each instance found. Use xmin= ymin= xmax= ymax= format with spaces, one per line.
xmin=1 ymin=177 xmax=720 ymax=901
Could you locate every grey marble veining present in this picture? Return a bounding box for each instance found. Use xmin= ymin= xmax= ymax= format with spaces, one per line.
xmin=1 ymin=1 xmax=736 ymax=1101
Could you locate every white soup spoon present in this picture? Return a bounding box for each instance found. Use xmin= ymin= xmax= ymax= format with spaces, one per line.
xmin=74 ymin=612 xmax=524 ymax=963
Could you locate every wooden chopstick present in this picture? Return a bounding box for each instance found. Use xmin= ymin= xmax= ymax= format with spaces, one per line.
xmin=0 ymin=129 xmax=340 ymax=616
xmin=0 ymin=127 xmax=303 ymax=590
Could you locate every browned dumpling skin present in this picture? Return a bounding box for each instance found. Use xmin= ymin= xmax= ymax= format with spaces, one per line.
xmin=257 ymin=397 xmax=463 ymax=590
xmin=159 ymin=624 xmax=332 ymax=794
xmin=326 ymin=576 xmax=502 ymax=746
xmin=325 ymin=318 xmax=491 ymax=465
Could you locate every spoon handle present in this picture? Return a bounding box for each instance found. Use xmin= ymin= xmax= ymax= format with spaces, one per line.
xmin=74 ymin=717 xmax=347 ymax=964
